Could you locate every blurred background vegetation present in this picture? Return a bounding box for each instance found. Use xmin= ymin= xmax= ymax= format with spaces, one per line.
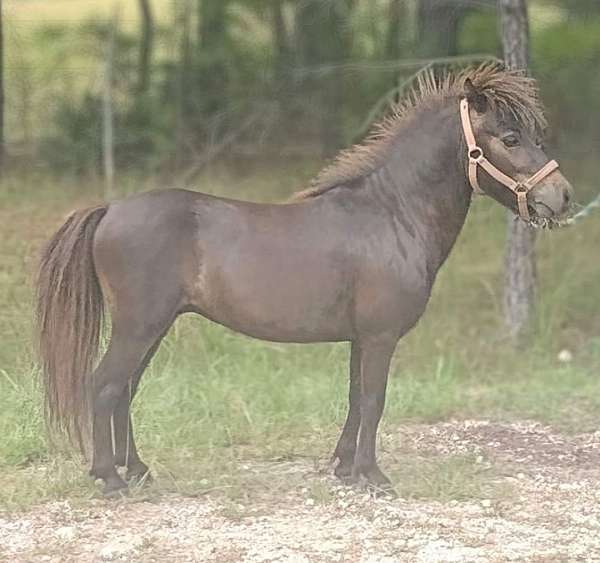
xmin=0 ymin=0 xmax=599 ymax=187
xmin=0 ymin=1 xmax=599 ymax=508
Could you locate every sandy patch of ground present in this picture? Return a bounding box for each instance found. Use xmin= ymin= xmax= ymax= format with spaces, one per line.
xmin=2 ymin=420 xmax=600 ymax=562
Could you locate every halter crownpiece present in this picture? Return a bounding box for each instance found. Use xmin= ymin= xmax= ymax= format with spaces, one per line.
xmin=459 ymin=98 xmax=559 ymax=221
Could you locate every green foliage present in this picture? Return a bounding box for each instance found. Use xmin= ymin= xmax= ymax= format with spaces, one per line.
xmin=459 ymin=11 xmax=500 ymax=56
xmin=39 ymin=94 xmax=102 ymax=173
xmin=533 ymin=20 xmax=600 ymax=155
xmin=4 ymin=0 xmax=599 ymax=176
xmin=39 ymin=92 xmax=174 ymax=174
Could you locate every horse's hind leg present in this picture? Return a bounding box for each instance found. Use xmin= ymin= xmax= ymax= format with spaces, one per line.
xmin=333 ymin=342 xmax=361 ymax=481
xmin=112 ymin=338 xmax=164 ymax=482
xmin=90 ymin=313 xmax=174 ymax=495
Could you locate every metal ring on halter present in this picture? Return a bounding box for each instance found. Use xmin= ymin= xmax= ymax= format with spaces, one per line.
xmin=469 ymin=147 xmax=484 ymax=162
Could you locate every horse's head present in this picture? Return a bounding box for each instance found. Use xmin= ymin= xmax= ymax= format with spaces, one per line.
xmin=461 ymin=78 xmax=573 ymax=225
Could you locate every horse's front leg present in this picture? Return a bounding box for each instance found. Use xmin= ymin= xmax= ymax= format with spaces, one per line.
xmin=333 ymin=341 xmax=361 ymax=481
xmin=351 ymin=334 xmax=397 ymax=495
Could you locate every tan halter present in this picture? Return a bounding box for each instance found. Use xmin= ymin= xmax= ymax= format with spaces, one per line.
xmin=459 ymin=98 xmax=559 ymax=221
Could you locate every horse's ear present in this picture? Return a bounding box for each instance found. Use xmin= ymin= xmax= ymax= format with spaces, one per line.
xmin=464 ymin=78 xmax=487 ymax=114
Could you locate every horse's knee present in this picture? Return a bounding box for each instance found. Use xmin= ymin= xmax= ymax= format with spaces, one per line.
xmin=94 ymin=382 xmax=124 ymax=414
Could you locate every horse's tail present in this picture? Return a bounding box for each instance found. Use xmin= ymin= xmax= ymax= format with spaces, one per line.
xmin=36 ymin=205 xmax=108 ymax=453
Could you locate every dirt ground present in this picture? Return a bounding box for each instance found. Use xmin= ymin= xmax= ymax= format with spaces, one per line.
xmin=2 ymin=420 xmax=600 ymax=562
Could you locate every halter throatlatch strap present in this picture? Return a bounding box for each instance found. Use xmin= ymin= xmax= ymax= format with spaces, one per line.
xmin=459 ymin=98 xmax=559 ymax=221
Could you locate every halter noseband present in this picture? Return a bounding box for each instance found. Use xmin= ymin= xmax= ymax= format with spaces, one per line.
xmin=459 ymin=98 xmax=559 ymax=221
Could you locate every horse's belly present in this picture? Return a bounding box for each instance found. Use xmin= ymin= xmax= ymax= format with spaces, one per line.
xmin=188 ymin=251 xmax=354 ymax=343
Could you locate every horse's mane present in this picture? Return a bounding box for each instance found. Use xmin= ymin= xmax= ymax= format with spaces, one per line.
xmin=293 ymin=62 xmax=547 ymax=201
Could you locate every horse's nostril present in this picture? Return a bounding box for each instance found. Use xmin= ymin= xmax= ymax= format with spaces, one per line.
xmin=563 ymin=190 xmax=571 ymax=205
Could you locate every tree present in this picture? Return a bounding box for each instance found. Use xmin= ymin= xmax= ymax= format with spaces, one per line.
xmin=196 ymin=0 xmax=229 ymax=117
xmin=296 ymin=0 xmax=354 ymax=155
xmin=385 ymin=0 xmax=405 ymax=60
xmin=417 ymin=0 xmax=470 ymax=57
xmin=137 ymin=0 xmax=154 ymax=95
xmin=271 ymin=0 xmax=292 ymax=90
xmin=175 ymin=0 xmax=192 ymax=165
xmin=102 ymin=8 xmax=120 ymax=199
xmin=499 ymin=0 xmax=535 ymax=340
xmin=0 ymin=0 xmax=4 ymax=172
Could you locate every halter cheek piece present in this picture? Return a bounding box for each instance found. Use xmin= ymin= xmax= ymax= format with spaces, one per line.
xmin=459 ymin=98 xmax=559 ymax=221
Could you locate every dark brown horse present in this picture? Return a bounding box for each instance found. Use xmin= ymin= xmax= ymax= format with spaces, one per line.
xmin=36 ymin=64 xmax=573 ymax=496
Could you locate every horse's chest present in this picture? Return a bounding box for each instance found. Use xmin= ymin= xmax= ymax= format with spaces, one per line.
xmin=353 ymin=256 xmax=431 ymax=335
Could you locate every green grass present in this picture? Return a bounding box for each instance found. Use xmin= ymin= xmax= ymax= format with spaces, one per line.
xmin=391 ymin=454 xmax=507 ymax=502
xmin=0 ymin=167 xmax=599 ymax=511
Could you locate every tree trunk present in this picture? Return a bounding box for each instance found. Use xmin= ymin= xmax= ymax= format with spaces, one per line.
xmin=137 ymin=0 xmax=154 ymax=95
xmin=500 ymin=0 xmax=536 ymax=340
xmin=417 ymin=0 xmax=467 ymax=57
xmin=0 ymin=0 xmax=5 ymax=173
xmin=272 ymin=0 xmax=291 ymax=86
xmin=103 ymin=8 xmax=119 ymax=200
xmin=296 ymin=0 xmax=353 ymax=156
xmin=199 ymin=0 xmax=227 ymax=49
xmin=385 ymin=0 xmax=404 ymax=60
xmin=196 ymin=0 xmax=228 ymax=120
xmin=175 ymin=0 xmax=192 ymax=166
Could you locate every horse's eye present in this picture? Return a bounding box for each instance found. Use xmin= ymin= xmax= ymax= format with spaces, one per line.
xmin=502 ymin=134 xmax=520 ymax=148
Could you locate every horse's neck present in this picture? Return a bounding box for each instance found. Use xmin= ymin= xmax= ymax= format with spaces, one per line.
xmin=365 ymin=105 xmax=472 ymax=273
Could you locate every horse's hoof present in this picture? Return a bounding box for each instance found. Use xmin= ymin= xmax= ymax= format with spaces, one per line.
xmin=126 ymin=468 xmax=152 ymax=486
xmin=103 ymin=485 xmax=129 ymax=498
xmin=339 ymin=473 xmax=359 ymax=486
xmin=102 ymin=478 xmax=129 ymax=498
xmin=334 ymin=460 xmax=355 ymax=483
xmin=355 ymin=465 xmax=397 ymax=498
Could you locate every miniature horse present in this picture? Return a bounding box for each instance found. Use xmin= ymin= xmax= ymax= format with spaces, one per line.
xmin=36 ymin=64 xmax=573 ymax=495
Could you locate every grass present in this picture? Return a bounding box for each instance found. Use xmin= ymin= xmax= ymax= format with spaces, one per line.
xmin=391 ymin=454 xmax=505 ymax=502
xmin=0 ymin=165 xmax=599 ymax=512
